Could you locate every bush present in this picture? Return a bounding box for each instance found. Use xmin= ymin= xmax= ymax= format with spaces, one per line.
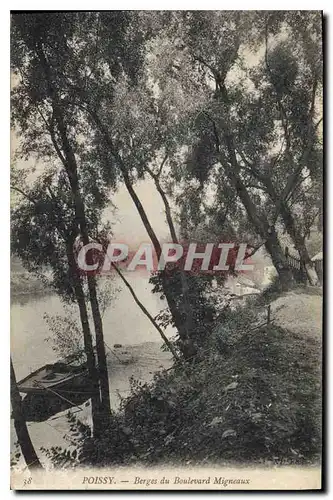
xmin=257 ymin=275 xmax=287 ymax=305
xmin=45 ymin=307 xmax=321 ymax=468
xmin=111 ymin=323 xmax=321 ymax=465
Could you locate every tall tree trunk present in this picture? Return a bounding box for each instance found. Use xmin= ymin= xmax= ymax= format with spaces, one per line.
xmin=90 ymin=112 xmax=196 ymax=359
xmin=147 ymin=166 xmax=194 ymax=344
xmin=66 ymin=243 xmax=103 ymax=436
xmin=74 ymin=281 xmax=106 ymax=434
xmin=10 ymin=359 xmax=42 ymax=471
xmin=35 ymin=42 xmax=111 ymax=420
xmin=86 ymin=274 xmax=111 ymax=420
xmin=263 ymin=178 xmax=319 ymax=285
xmin=61 ymin=143 xmax=111 ymax=422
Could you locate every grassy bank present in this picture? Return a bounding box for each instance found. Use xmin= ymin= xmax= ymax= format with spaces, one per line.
xmin=47 ymin=296 xmax=321 ymax=469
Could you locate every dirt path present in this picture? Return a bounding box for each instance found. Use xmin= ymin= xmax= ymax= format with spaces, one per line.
xmin=270 ymin=290 xmax=322 ymax=341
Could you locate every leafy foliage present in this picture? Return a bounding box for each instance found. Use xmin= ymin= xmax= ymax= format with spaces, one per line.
xmin=44 ymin=310 xmax=84 ymax=361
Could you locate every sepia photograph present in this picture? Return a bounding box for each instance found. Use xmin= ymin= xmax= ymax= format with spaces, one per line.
xmin=10 ymin=9 xmax=323 ymax=490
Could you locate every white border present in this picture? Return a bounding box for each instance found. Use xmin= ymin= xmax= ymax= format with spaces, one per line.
xmin=3 ymin=2 xmax=330 ymax=10
xmin=1 ymin=4 xmax=330 ymax=499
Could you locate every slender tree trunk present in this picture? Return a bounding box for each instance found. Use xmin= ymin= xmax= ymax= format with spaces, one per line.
xmin=86 ymin=275 xmax=111 ymax=420
xmin=263 ymin=178 xmax=319 ymax=285
xmin=74 ymin=281 xmax=105 ymax=434
xmin=90 ymin=112 xmax=196 ymax=359
xmin=66 ymin=167 xmax=111 ymax=422
xmin=10 ymin=359 xmax=42 ymax=471
xmin=147 ymin=168 xmax=194 ymax=343
xmin=66 ymin=243 xmax=103 ymax=436
xmin=112 ymin=263 xmax=180 ymax=361
xmin=55 ymin=126 xmax=112 ymax=420
xmin=53 ymin=106 xmax=111 ymax=421
xmin=35 ymin=42 xmax=111 ymax=420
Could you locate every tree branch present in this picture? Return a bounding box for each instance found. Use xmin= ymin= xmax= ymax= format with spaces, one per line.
xmin=111 ymin=263 xmax=180 ymax=361
xmin=157 ymin=153 xmax=168 ymax=178
xmin=10 ymin=185 xmax=37 ymax=205
xmin=246 ymin=242 xmax=264 ymax=258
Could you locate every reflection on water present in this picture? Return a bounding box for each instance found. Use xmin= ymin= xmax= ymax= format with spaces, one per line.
xmin=21 ymin=391 xmax=92 ymax=422
xmin=11 ymin=290 xmax=53 ymax=307
xmin=11 ymin=274 xmax=174 ymax=381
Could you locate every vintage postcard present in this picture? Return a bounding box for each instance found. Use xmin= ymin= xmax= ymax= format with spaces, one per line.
xmin=10 ymin=10 xmax=323 ymax=490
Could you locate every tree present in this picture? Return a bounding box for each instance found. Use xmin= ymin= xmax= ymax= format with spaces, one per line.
xmin=232 ymin=12 xmax=323 ymax=284
xmin=11 ymin=12 xmax=116 ymax=426
xmin=50 ymin=12 xmax=201 ymax=358
xmin=67 ymin=12 xmax=269 ymax=351
xmin=161 ymin=11 xmax=322 ymax=287
xmin=11 ymin=358 xmax=42 ymax=470
xmin=10 ymin=170 xmax=108 ymax=435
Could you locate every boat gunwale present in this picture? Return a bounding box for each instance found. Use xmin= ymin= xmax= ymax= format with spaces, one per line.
xmin=17 ymin=363 xmax=89 ymax=393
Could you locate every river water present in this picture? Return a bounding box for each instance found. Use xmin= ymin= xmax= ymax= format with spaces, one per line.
xmin=11 ymin=273 xmax=174 ymax=380
xmin=11 ymin=274 xmax=173 ymax=467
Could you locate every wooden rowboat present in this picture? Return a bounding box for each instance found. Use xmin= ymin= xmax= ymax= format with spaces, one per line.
xmin=17 ymin=361 xmax=89 ymax=395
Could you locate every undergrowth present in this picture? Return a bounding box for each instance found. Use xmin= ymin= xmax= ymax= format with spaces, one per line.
xmin=44 ymin=301 xmax=321 ymax=469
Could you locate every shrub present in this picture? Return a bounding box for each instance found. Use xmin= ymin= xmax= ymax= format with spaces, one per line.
xmin=44 ymin=307 xmax=321 ymax=468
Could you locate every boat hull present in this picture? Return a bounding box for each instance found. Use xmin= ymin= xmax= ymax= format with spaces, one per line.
xmin=17 ymin=363 xmax=90 ymax=395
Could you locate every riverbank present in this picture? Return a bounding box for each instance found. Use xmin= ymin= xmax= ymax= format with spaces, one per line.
xmin=69 ymin=290 xmax=322 ymax=468
xmin=11 ymin=283 xmax=322 ymax=470
xmin=11 ymin=257 xmax=51 ymax=299
xmin=11 ymin=341 xmax=172 ymax=469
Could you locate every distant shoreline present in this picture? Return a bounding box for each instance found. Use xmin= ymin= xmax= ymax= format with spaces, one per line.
xmin=11 ymin=279 xmax=52 ymax=304
xmin=11 ymin=288 xmax=52 ymax=300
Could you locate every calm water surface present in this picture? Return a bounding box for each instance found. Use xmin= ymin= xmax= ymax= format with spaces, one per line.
xmin=11 ymin=274 xmax=173 ymax=380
